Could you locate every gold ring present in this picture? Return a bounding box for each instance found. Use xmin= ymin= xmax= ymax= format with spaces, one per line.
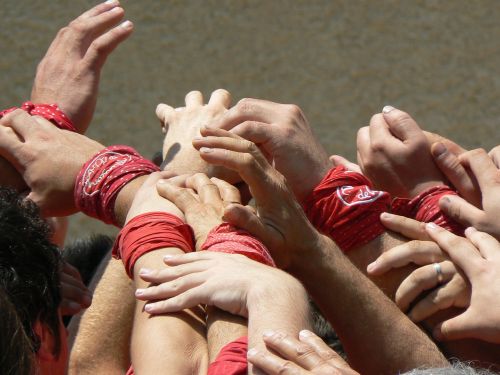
xmin=433 ymin=263 xmax=444 ymax=284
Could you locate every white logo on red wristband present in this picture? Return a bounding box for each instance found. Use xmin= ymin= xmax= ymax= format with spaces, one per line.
xmin=82 ymin=151 xmax=132 ymax=196
xmin=336 ymin=185 xmax=384 ymax=207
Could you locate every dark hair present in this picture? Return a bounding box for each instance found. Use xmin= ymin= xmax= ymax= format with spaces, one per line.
xmin=0 ymin=287 xmax=34 ymax=375
xmin=63 ymin=234 xmax=113 ymax=286
xmin=0 ymin=187 xmax=62 ymax=356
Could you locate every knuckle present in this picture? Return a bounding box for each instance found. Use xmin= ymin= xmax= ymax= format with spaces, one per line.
xmin=284 ymin=104 xmax=302 ymax=118
xmin=277 ymin=361 xmax=298 ymax=375
xmin=237 ymin=98 xmax=255 ymax=114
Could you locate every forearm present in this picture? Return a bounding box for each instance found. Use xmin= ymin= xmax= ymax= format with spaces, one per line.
xmin=293 ymin=236 xmax=448 ymax=374
xmin=206 ymin=308 xmax=247 ymax=362
xmin=131 ymin=248 xmax=208 ymax=374
xmin=68 ymin=254 xmax=134 ymax=375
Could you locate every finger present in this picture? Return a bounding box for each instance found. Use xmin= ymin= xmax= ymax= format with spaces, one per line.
xmin=60 ymin=300 xmax=85 ymax=316
xmin=247 ymin=348 xmax=317 ymax=375
xmin=382 ymin=106 xmax=425 ymax=141
xmin=439 ymin=195 xmax=484 ymax=228
xmin=369 ymin=113 xmax=399 ymax=150
xmin=136 ymin=272 xmax=206 ymax=301
xmin=464 ymin=227 xmax=500 ymax=260
xmin=60 ymin=282 xmax=92 ymax=307
xmin=62 ymin=262 xmax=83 ymax=281
xmin=379 ymin=212 xmax=429 ymax=240
xmin=185 ymin=91 xmax=204 ymax=107
xmin=395 ymin=261 xmax=455 ymax=312
xmin=223 ymin=204 xmax=270 ymax=243
xmin=230 ymin=121 xmax=275 ymax=145
xmin=431 ymin=142 xmax=480 ymax=206
xmin=262 ymin=331 xmax=328 ymax=370
xmin=69 ymin=6 xmax=125 ymax=47
xmin=367 ymin=240 xmax=446 ymax=275
xmin=298 ymin=330 xmax=349 ymax=368
xmin=356 ymin=126 xmax=371 ymax=167
xmin=489 ymin=145 xmax=500 ymax=168
xmin=161 ymin=251 xmax=231 ymax=266
xmin=79 ymin=0 xmax=120 ymax=19
xmin=84 ymin=19 xmax=134 ymax=69
xmin=408 ymin=276 xmax=469 ymax=322
xmin=156 ymin=181 xmax=200 ymax=213
xmin=423 ymin=131 xmax=467 ymax=155
xmin=185 ymin=173 xmax=223 ymax=209
xmin=459 ymin=148 xmax=500 ymax=193
xmin=210 ymin=177 xmax=241 ymax=203
xmin=143 ymin=286 xmax=209 ymax=314
xmin=1 ymin=109 xmax=37 ymax=140
xmin=208 ymin=89 xmax=232 ymax=108
xmin=138 ymin=261 xmax=209 ymax=285
xmin=433 ymin=312 xmax=478 ymax=342
xmin=329 ymin=155 xmax=362 ymax=173
xmin=212 ymin=98 xmax=285 ymax=130
xmin=156 ymin=103 xmax=175 ymax=127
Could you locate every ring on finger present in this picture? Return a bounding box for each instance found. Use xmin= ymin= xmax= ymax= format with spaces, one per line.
xmin=433 ymin=263 xmax=444 ymax=284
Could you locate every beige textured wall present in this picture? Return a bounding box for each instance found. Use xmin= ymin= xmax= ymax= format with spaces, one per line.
xmin=1 ymin=0 xmax=499 ymax=241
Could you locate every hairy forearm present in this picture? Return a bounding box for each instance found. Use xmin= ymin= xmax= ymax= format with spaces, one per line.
xmin=293 ymin=236 xmax=448 ymax=374
xmin=206 ymin=308 xmax=247 ymax=362
xmin=68 ymin=254 xmax=134 ymax=375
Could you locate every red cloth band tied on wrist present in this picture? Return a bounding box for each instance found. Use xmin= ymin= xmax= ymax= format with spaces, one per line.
xmin=302 ymin=166 xmax=391 ymax=252
xmin=112 ymin=212 xmax=194 ymax=278
xmin=207 ymin=336 xmax=248 ymax=375
xmin=392 ymin=185 xmax=464 ymax=235
xmin=201 ymin=223 xmax=275 ymax=267
xmin=0 ymin=101 xmax=77 ymax=132
xmin=74 ymin=145 xmax=160 ymax=226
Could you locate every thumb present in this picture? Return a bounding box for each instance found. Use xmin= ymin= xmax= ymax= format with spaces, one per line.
xmin=223 ymin=204 xmax=270 ymax=244
xmin=433 ymin=312 xmax=476 ymax=342
xmin=329 ymin=155 xmax=361 ymax=173
xmin=439 ymin=195 xmax=483 ymax=227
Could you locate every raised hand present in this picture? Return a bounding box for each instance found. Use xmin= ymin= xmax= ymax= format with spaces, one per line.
xmin=367 ymin=213 xmax=470 ymax=322
xmin=426 ymin=224 xmax=500 ymax=344
xmin=210 ymin=98 xmax=331 ymax=201
xmin=136 ymin=251 xmax=304 ymax=317
xmin=357 ymin=106 xmax=445 ymax=198
xmin=438 ymin=148 xmax=500 ymax=239
xmin=31 ymin=0 xmax=133 ymax=133
xmin=247 ymin=330 xmax=359 ymax=375
xmin=156 ymin=173 xmax=240 ymax=247
xmin=0 ymin=110 xmax=104 ymax=216
xmin=191 ymin=127 xmax=322 ymax=269
xmin=156 ymin=89 xmax=239 ymax=182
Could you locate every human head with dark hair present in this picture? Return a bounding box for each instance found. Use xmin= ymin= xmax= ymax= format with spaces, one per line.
xmin=0 ymin=186 xmax=67 ymax=374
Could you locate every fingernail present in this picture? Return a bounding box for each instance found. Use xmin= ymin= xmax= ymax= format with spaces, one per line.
xmin=82 ymin=294 xmax=92 ymax=306
xmin=69 ymin=301 xmax=81 ymax=311
xmin=439 ymin=196 xmax=451 ymax=207
xmin=432 ymin=142 xmax=448 ymax=157
xmin=464 ymin=226 xmax=477 ymax=236
xmin=380 ymin=212 xmax=391 ymax=220
xmin=144 ymin=304 xmax=154 ymax=312
xmin=299 ymin=329 xmax=313 ymax=338
xmin=111 ymin=6 xmax=122 ymax=12
xmin=247 ymin=348 xmax=258 ymax=357
xmin=262 ymin=330 xmax=275 ymax=338
xmin=157 ymin=179 xmax=166 ymax=184
xmin=139 ymin=268 xmax=151 ymax=276
xmin=135 ymin=289 xmax=144 ymax=296
xmin=366 ymin=261 xmax=377 ymax=273
xmin=426 ymin=222 xmax=439 ymax=231
xmin=120 ymin=20 xmax=132 ymax=28
xmin=105 ymin=0 xmax=117 ymax=5
xmin=382 ymin=105 xmax=395 ymax=114
xmin=193 ymin=136 xmax=203 ymax=141
xmin=200 ymin=147 xmax=213 ymax=153
xmin=163 ymin=255 xmax=175 ymax=261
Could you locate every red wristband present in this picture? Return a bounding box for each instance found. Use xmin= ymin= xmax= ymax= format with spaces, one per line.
xmin=112 ymin=212 xmax=194 ymax=278
xmin=392 ymin=185 xmax=463 ymax=235
xmin=74 ymin=145 xmax=160 ymax=226
xmin=207 ymin=336 xmax=248 ymax=375
xmin=201 ymin=223 xmax=275 ymax=267
xmin=302 ymin=166 xmax=391 ymax=252
xmin=0 ymin=101 xmax=77 ymax=132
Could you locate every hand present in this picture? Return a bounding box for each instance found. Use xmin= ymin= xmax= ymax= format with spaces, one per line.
xmin=369 ymin=213 xmax=470 ymax=322
xmin=210 ymin=98 xmax=331 ymax=201
xmin=426 ymin=224 xmax=500 ymax=344
xmin=357 ymin=106 xmax=445 ymax=198
xmin=31 ymin=0 xmax=133 ymax=133
xmin=329 ymin=155 xmax=361 ymax=173
xmin=489 ymin=145 xmax=500 ymax=168
xmin=431 ymin=141 xmax=480 ymax=206
xmin=125 ymin=171 xmax=183 ymax=223
xmin=439 ymin=148 xmax=500 ymax=239
xmin=60 ymin=262 xmax=92 ymax=316
xmin=156 ymin=89 xmax=239 ymax=182
xmin=0 ymin=110 xmax=104 ymax=216
xmin=135 ymin=251 xmax=304 ymax=317
xmin=191 ymin=127 xmax=323 ymax=269
xmin=156 ymin=173 xmax=240 ymax=247
xmin=247 ymin=330 xmax=359 ymax=375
